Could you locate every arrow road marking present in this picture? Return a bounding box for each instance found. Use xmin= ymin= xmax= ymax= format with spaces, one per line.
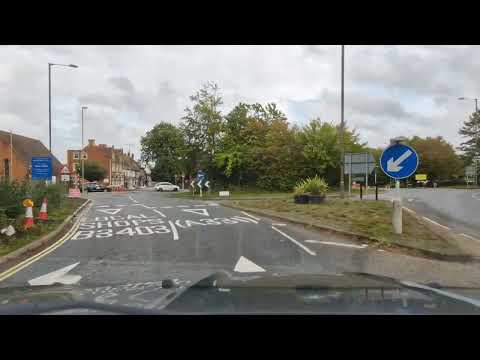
xmin=98 ymin=208 xmax=122 ymax=215
xmin=28 ymin=262 xmax=82 ymax=286
xmin=182 ymin=208 xmax=210 ymax=217
xmin=234 ymin=256 xmax=266 ymax=273
xmin=240 ymin=211 xmax=260 ymax=221
xmin=271 ymin=226 xmax=316 ymax=256
xmin=387 ymin=149 xmax=413 ymax=172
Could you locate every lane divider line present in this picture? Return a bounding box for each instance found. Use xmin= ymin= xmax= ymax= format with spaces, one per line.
xmin=0 ymin=203 xmax=92 ymax=283
xmin=152 ymin=209 xmax=166 ymax=218
xmin=271 ymin=226 xmax=316 ymax=256
xmin=272 ymin=223 xmax=286 ymax=226
xmin=460 ymin=233 xmax=480 ymax=242
xmin=241 ymin=211 xmax=260 ymax=221
xmin=305 ymin=240 xmax=368 ymax=249
xmin=177 ymin=205 xmax=188 ymax=208
xmin=168 ymin=221 xmax=179 ymax=240
xmin=422 ymin=216 xmax=451 ymax=230
xmin=159 ymin=206 xmax=173 ymax=209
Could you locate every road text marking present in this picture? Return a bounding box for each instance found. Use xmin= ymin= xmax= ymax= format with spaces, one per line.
xmin=234 ymin=256 xmax=266 ymax=273
xmin=152 ymin=209 xmax=166 ymax=218
xmin=182 ymin=208 xmax=210 ymax=217
xmin=422 ymin=216 xmax=451 ymax=230
xmin=28 ymin=262 xmax=82 ymax=286
xmin=168 ymin=221 xmax=179 ymax=240
xmin=271 ymin=226 xmax=316 ymax=256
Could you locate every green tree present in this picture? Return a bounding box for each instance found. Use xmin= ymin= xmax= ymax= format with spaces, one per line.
xmin=140 ymin=122 xmax=186 ymax=182
xmin=408 ymin=136 xmax=463 ymax=180
xmin=459 ymin=111 xmax=480 ymax=162
xmin=75 ymin=161 xmax=106 ymax=182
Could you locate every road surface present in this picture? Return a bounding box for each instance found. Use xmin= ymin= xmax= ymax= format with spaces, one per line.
xmin=367 ymin=188 xmax=480 ymax=238
xmin=2 ymin=188 xmax=480 ymax=289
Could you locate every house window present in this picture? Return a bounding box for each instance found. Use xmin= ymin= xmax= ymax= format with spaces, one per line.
xmin=73 ymin=152 xmax=80 ymax=160
xmin=82 ymin=153 xmax=87 ymax=160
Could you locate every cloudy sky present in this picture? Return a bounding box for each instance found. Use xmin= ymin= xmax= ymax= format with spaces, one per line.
xmin=1 ymin=45 xmax=478 ymax=163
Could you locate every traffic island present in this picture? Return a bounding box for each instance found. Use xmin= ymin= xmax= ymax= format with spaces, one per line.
xmin=0 ymin=198 xmax=89 ymax=271
xmin=222 ymin=198 xmax=473 ymax=262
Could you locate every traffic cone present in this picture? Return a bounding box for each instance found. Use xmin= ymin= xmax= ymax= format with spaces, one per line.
xmin=39 ymin=197 xmax=48 ymax=220
xmin=24 ymin=205 xmax=34 ymax=230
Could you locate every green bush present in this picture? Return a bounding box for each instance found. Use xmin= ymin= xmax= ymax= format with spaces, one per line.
xmin=294 ymin=175 xmax=328 ymax=195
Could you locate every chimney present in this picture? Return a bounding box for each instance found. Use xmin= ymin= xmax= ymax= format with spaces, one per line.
xmin=88 ymin=139 xmax=95 ymax=147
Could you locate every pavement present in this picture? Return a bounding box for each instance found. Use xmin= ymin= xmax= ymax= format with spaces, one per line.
xmin=363 ymin=188 xmax=480 ymax=240
xmin=2 ymin=188 xmax=480 ymax=289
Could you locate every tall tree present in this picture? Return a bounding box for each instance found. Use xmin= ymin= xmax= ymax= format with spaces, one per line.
xmin=75 ymin=161 xmax=106 ymax=182
xmin=459 ymin=111 xmax=480 ymax=162
xmin=140 ymin=122 xmax=186 ymax=182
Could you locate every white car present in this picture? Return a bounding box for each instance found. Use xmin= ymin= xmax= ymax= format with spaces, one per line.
xmin=155 ymin=182 xmax=180 ymax=192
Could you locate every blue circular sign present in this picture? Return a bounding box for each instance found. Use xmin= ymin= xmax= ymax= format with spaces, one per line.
xmin=380 ymin=144 xmax=419 ymax=179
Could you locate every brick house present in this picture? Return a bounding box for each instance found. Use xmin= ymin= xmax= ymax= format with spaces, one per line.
xmin=67 ymin=139 xmax=142 ymax=187
xmin=0 ymin=130 xmax=62 ymax=182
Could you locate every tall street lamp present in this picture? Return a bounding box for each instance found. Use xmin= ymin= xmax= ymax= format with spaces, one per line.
xmin=81 ymin=106 xmax=88 ymax=196
xmin=339 ymin=45 xmax=345 ymax=199
xmin=48 ymin=63 xmax=78 ymax=153
xmin=458 ymin=97 xmax=479 ymax=113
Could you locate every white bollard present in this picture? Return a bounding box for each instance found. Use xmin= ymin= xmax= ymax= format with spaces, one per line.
xmin=392 ymin=199 xmax=403 ymax=234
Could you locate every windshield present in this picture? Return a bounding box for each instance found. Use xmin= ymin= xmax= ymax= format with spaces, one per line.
xmin=1 ymin=45 xmax=480 ymax=315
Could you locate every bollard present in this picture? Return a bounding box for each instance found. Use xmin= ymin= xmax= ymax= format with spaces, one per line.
xmin=392 ymin=199 xmax=402 ymax=234
xmin=375 ymin=183 xmax=378 ymax=201
xmin=360 ymin=183 xmax=363 ymax=200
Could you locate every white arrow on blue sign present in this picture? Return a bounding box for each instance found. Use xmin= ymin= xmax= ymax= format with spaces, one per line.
xmin=380 ymin=143 xmax=419 ymax=179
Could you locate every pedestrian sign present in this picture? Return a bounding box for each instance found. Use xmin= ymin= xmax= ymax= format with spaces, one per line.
xmin=380 ymin=144 xmax=419 ymax=179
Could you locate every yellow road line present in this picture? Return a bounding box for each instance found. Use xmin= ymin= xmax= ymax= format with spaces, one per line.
xmin=0 ymin=204 xmax=90 ymax=283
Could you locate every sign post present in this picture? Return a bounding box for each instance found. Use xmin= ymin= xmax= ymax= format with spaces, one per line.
xmin=380 ymin=140 xmax=419 ymax=234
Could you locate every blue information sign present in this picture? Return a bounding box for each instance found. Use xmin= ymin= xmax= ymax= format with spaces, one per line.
xmin=31 ymin=157 xmax=52 ymax=181
xmin=196 ymin=170 xmax=205 ymax=184
xmin=380 ymin=144 xmax=419 ymax=180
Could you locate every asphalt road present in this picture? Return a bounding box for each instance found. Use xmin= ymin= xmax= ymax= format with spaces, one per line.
xmin=2 ymin=188 xmax=480 ymax=289
xmin=368 ymin=188 xmax=480 ymax=237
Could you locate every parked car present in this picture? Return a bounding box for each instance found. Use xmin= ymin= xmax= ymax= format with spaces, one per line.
xmin=155 ymin=182 xmax=179 ymax=192
xmin=84 ymin=182 xmax=106 ymax=192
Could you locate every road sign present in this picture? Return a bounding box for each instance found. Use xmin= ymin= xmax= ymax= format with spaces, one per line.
xmin=61 ymin=174 xmax=70 ymax=182
xmin=68 ymin=188 xmax=81 ymax=198
xmin=31 ymin=157 xmax=52 ymax=181
xmin=60 ymin=165 xmax=70 ymax=174
xmin=344 ymin=153 xmax=376 ymax=175
xmin=415 ymin=174 xmax=427 ymax=181
xmin=380 ymin=144 xmax=419 ymax=179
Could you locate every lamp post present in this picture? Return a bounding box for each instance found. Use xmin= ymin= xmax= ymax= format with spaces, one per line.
xmin=48 ymin=63 xmax=78 ymax=153
xmin=81 ymin=106 xmax=88 ymax=196
xmin=339 ymin=45 xmax=345 ymax=199
xmin=458 ymin=97 xmax=478 ymax=113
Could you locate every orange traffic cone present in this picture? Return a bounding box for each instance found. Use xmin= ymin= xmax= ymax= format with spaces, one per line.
xmin=24 ymin=205 xmax=34 ymax=229
xmin=39 ymin=197 xmax=48 ymax=220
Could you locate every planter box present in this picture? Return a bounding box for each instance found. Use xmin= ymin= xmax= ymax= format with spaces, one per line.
xmin=294 ymin=194 xmax=309 ymax=204
xmin=308 ymin=194 xmax=326 ymax=204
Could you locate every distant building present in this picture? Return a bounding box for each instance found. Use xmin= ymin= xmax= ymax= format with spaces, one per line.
xmin=67 ymin=139 xmax=142 ymax=187
xmin=0 ymin=130 xmax=62 ymax=182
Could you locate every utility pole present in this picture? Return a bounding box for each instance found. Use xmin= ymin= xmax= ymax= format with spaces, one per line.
xmin=339 ymin=45 xmax=345 ymax=199
xmin=81 ymin=106 xmax=88 ymax=196
xmin=9 ymin=130 xmax=13 ymax=178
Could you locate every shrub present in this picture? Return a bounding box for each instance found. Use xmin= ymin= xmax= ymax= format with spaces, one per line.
xmin=295 ymin=175 xmax=328 ymax=195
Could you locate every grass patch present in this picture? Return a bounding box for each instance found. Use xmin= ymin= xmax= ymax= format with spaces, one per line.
xmin=226 ymin=198 xmax=458 ymax=254
xmin=0 ymin=198 xmax=86 ymax=257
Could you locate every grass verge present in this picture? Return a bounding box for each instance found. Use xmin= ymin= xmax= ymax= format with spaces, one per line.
xmin=0 ymin=197 xmax=86 ymax=257
xmin=223 ymin=198 xmax=465 ymax=257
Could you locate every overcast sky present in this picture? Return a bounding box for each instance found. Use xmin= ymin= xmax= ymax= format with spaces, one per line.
xmin=1 ymin=45 xmax=478 ymax=163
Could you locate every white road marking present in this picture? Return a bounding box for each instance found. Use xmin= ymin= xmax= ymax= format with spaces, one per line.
xmin=128 ymin=195 xmax=139 ymax=203
xmin=272 ymin=223 xmax=287 ymax=226
xmin=271 ymin=226 xmax=316 ymax=256
xmin=168 ymin=221 xmax=179 ymax=240
xmin=96 ymin=205 xmax=109 ymax=208
xmin=460 ymin=233 xmax=480 ymax=242
xmin=193 ymin=204 xmax=207 ymax=207
xmin=422 ymin=216 xmax=451 ymax=230
xmin=182 ymin=208 xmax=210 ymax=217
xmin=402 ymin=207 xmax=416 ymax=214
xmin=234 ymin=256 xmax=266 ymax=273
xmin=116 ymin=205 xmax=128 ymax=207
xmin=28 ymin=262 xmax=82 ymax=286
xmin=378 ymin=249 xmax=386 ymax=252
xmin=304 ymin=240 xmax=368 ymax=249
xmin=240 ymin=211 xmax=260 ymax=221
xmin=97 ymin=208 xmax=122 ymax=215
xmin=208 ymin=203 xmax=220 ymax=206
xmin=159 ymin=206 xmax=173 ymax=209
xmin=177 ymin=205 xmax=188 ymax=208
xmin=152 ymin=209 xmax=166 ymax=218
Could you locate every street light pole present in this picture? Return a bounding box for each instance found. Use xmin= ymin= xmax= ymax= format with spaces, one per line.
xmin=81 ymin=106 xmax=88 ymax=196
xmin=48 ymin=63 xmax=78 ymax=153
xmin=339 ymin=45 xmax=345 ymax=199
